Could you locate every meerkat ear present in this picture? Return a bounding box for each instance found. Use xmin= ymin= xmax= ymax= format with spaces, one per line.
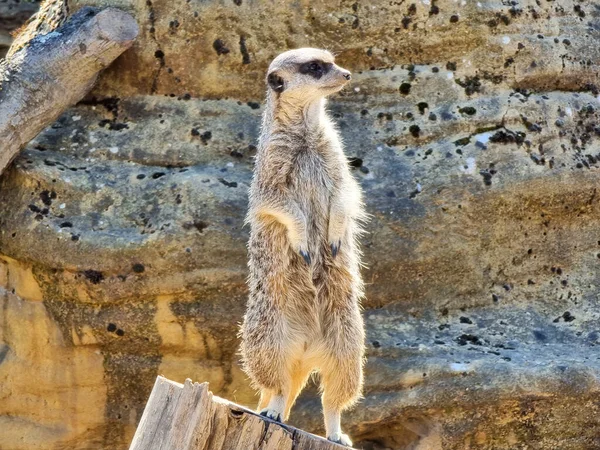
xmin=268 ymin=72 xmax=285 ymax=93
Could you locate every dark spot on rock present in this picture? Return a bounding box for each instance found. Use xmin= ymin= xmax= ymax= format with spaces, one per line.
xmin=239 ymin=35 xmax=251 ymax=64
xmin=107 ymin=323 xmax=117 ymax=332
xmin=28 ymin=204 xmax=41 ymax=213
xmin=399 ymin=83 xmax=411 ymax=95
xmin=40 ymin=190 xmax=54 ymax=206
xmin=409 ymin=125 xmax=421 ymax=138
xmin=213 ymin=39 xmax=230 ymax=55
xmin=247 ymin=102 xmax=260 ymax=110
xmin=428 ymin=112 xmax=437 ymax=121
xmin=154 ymin=49 xmax=164 ymax=59
xmin=83 ymin=270 xmax=104 ymax=284
xmin=71 ymin=234 xmax=80 ymax=241
xmin=563 ymin=311 xmax=575 ymax=322
xmin=479 ymin=169 xmax=493 ymax=186
xmin=454 ymin=136 xmax=471 ymax=146
xmin=107 ymin=122 xmax=129 ymax=131
xmin=492 ymin=293 xmax=500 ymax=302
xmin=446 ymin=61 xmax=457 ymax=71
xmin=218 ymin=178 xmax=238 ymax=188
xmin=459 ymin=316 xmax=473 ymax=324
xmin=116 ymin=329 xmax=125 ymax=337
xmin=533 ymin=330 xmax=547 ymax=341
xmin=489 ymin=129 xmax=526 ymax=145
xmin=521 ymin=115 xmax=542 ymax=132
xmin=372 ymin=341 xmax=381 ymax=348
xmin=152 ymin=172 xmax=165 ymax=179
xmin=417 ymin=102 xmax=429 ymax=114
xmin=348 ymin=157 xmax=363 ymax=168
xmin=450 ymin=14 xmax=459 ymax=22
xmin=200 ymin=131 xmax=212 ymax=145
xmin=132 ymin=263 xmax=145 ymax=273
xmin=459 ymin=106 xmax=476 ymax=115
xmin=60 ymin=222 xmax=73 ymax=228
xmin=456 ymin=76 xmax=481 ymax=96
xmin=401 ymin=16 xmax=411 ymax=28
xmin=456 ymin=334 xmax=483 ymax=346
xmin=137 ymin=174 xmax=146 ymax=180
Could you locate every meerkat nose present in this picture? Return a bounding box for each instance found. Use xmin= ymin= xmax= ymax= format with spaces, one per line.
xmin=342 ymin=71 xmax=352 ymax=81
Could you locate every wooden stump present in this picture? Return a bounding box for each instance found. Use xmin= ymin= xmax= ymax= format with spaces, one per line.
xmin=129 ymin=376 xmax=354 ymax=450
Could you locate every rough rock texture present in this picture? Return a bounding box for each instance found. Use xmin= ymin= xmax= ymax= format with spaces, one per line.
xmin=0 ymin=0 xmax=41 ymax=57
xmin=1 ymin=0 xmax=600 ymax=449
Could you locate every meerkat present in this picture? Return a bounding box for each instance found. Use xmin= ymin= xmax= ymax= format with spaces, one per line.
xmin=240 ymin=48 xmax=366 ymax=447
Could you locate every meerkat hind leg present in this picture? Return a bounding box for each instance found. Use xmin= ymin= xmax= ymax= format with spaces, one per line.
xmin=283 ymin=364 xmax=313 ymax=420
xmin=257 ymin=388 xmax=272 ymax=412
xmin=324 ymin=408 xmax=353 ymax=447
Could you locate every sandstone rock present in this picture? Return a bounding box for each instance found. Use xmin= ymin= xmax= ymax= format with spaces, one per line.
xmin=1 ymin=0 xmax=600 ymax=448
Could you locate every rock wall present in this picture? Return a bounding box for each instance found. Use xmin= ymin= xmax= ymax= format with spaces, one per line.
xmin=1 ymin=0 xmax=600 ymax=449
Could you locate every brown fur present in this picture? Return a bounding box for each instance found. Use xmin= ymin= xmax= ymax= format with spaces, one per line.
xmin=240 ymin=48 xmax=366 ymax=446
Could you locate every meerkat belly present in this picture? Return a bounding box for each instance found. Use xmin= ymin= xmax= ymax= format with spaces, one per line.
xmin=292 ymin=152 xmax=333 ymax=253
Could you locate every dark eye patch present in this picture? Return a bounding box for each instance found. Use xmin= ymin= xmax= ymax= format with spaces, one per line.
xmin=298 ymin=60 xmax=332 ymax=79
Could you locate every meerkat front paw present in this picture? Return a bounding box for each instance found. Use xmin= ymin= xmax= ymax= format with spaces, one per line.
xmin=330 ymin=239 xmax=342 ymax=258
xmin=299 ymin=249 xmax=312 ymax=265
xmin=260 ymin=408 xmax=283 ymax=422
xmin=328 ymin=432 xmax=353 ymax=447
xmin=328 ymin=212 xmax=347 ymax=259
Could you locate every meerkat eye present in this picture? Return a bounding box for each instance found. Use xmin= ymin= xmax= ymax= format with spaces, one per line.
xmin=309 ymin=62 xmax=322 ymax=73
xmin=299 ymin=60 xmax=328 ymax=79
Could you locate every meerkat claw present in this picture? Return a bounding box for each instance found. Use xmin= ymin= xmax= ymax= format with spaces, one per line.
xmin=327 ymin=432 xmax=353 ymax=447
xmin=299 ymin=249 xmax=312 ymax=265
xmin=330 ymin=240 xmax=341 ymax=258
xmin=260 ymin=409 xmax=282 ymax=423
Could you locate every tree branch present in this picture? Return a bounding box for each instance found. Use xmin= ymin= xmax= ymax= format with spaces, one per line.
xmin=0 ymin=6 xmax=138 ymax=176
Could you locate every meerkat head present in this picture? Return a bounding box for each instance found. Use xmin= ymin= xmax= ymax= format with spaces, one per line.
xmin=266 ymin=48 xmax=351 ymax=104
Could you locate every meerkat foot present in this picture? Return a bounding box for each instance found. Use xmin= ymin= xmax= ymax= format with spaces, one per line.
xmin=299 ymin=249 xmax=312 ymax=265
xmin=260 ymin=408 xmax=282 ymax=422
xmin=327 ymin=432 xmax=353 ymax=447
xmin=330 ymin=239 xmax=342 ymax=258
xmin=260 ymin=393 xmax=285 ymax=422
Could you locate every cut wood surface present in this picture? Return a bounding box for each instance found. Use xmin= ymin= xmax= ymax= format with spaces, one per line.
xmin=0 ymin=6 xmax=138 ymax=176
xmin=129 ymin=376 xmax=354 ymax=450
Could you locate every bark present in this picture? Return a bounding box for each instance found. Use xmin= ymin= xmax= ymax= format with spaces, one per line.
xmin=129 ymin=376 xmax=352 ymax=450
xmin=0 ymin=6 xmax=138 ymax=175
